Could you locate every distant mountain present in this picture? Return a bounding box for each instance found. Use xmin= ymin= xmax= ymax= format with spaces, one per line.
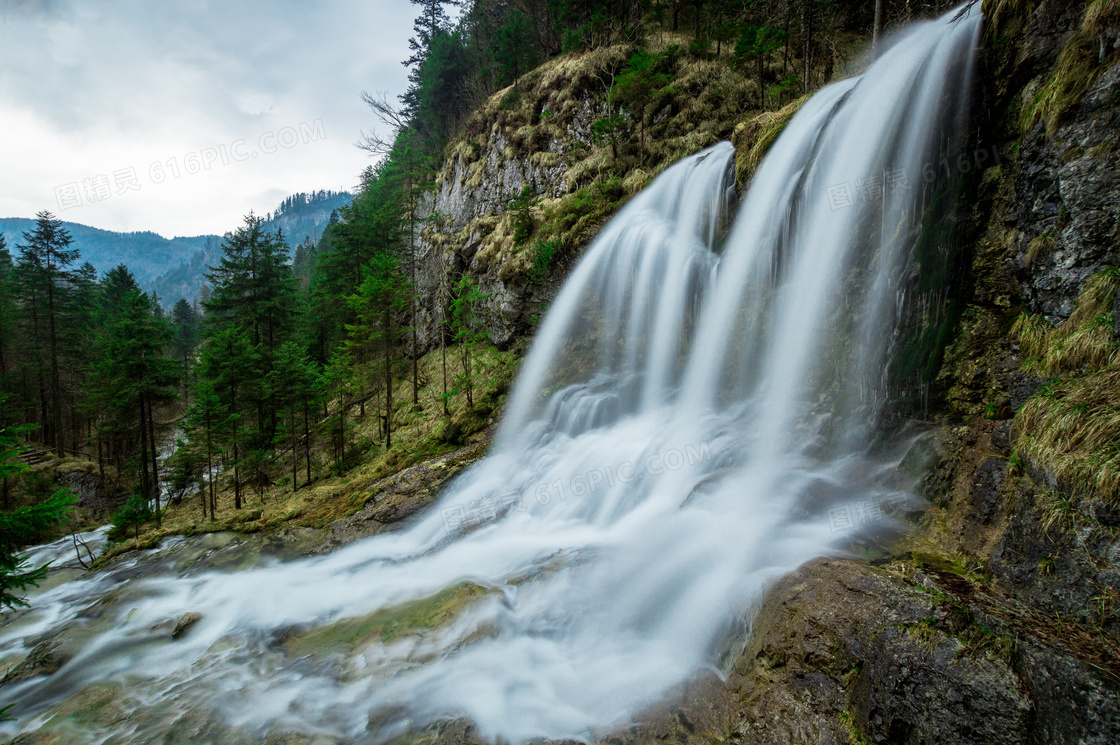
xmin=0 ymin=218 xmax=218 ymax=292
xmin=1 ymin=190 xmax=352 ymax=306
xmin=259 ymin=190 xmax=352 ymax=247
xmin=145 ymin=190 xmax=352 ymax=304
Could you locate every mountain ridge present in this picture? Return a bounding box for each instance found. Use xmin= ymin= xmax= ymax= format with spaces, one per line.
xmin=0 ymin=189 xmax=351 ymax=305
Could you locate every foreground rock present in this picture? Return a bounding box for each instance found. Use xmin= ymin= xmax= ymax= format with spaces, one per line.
xmin=307 ymin=438 xmax=492 ymax=554
xmin=727 ymin=557 xmax=1120 ymax=745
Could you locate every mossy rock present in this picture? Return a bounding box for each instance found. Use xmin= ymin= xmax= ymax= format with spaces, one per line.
xmin=283 ymin=583 xmax=494 ymax=658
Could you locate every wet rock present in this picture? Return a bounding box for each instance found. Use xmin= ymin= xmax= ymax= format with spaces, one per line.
xmin=171 ymin=612 xmax=203 ymax=639
xmin=968 ymin=458 xmax=1007 ymax=522
xmin=1008 ymin=372 xmax=1042 ymax=413
xmin=7 ymin=734 xmax=60 ymax=744
xmin=0 ymin=637 xmax=69 ymax=684
xmin=729 ymin=559 xmax=934 ymax=745
xmin=1082 ymin=499 xmax=1120 ymax=527
xmin=310 ymin=439 xmax=490 ymax=553
xmin=1016 ymin=639 xmax=1120 ymax=745
xmin=991 ymin=421 xmax=1014 ymax=455
xmin=852 ymin=625 xmax=1029 ymax=744
xmin=991 ymin=480 xmax=1120 ymax=626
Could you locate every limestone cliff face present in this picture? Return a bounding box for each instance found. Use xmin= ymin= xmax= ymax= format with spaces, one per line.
xmin=407 ymin=45 xmax=758 ymax=351
xmin=410 ymin=87 xmax=606 ymax=349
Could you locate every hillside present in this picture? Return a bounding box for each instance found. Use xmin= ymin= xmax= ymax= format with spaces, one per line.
xmin=0 ymin=218 xmax=216 ymax=290
xmin=1 ymin=190 xmax=351 ymax=306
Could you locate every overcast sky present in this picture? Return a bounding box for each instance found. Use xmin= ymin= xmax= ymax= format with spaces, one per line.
xmin=0 ymin=0 xmax=415 ymax=237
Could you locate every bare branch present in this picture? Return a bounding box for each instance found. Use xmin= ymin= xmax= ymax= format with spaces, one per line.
xmin=356 ymin=91 xmax=410 ymax=156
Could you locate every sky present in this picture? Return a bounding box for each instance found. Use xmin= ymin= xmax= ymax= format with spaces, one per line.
xmin=0 ymin=0 xmax=415 ymax=237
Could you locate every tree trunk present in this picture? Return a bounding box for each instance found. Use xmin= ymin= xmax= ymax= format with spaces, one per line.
xmin=45 ymin=268 xmax=63 ymax=456
xmin=303 ymin=399 xmax=311 ymax=487
xmin=232 ymin=384 xmax=241 ymax=510
xmin=206 ymin=414 xmax=216 ymax=519
xmin=803 ymin=0 xmax=813 ymax=92
xmin=410 ymin=170 xmax=420 ymax=406
xmin=441 ymin=271 xmax=449 ymax=416
xmin=290 ymin=406 xmax=298 ymax=493
xmin=384 ymin=304 xmax=393 ymax=451
xmin=873 ymin=0 xmax=884 ymax=56
xmin=138 ymin=393 xmax=151 ymax=500
xmin=147 ymin=396 xmax=161 ymax=525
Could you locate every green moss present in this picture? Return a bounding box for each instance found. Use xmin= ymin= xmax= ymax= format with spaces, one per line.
xmin=957 ymin=622 xmax=1016 ymax=662
xmin=839 ymin=708 xmax=871 ymax=745
xmin=539 ymin=177 xmax=627 ymax=246
xmin=890 ymin=297 xmax=962 ymax=389
xmin=284 ymin=583 xmax=493 ymax=657
xmin=1020 ymin=2 xmax=1120 ymax=137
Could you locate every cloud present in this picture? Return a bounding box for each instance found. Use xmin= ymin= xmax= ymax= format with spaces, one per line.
xmin=0 ymin=0 xmax=414 ymax=236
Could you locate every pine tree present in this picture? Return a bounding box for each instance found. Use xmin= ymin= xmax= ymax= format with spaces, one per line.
xmin=345 ymin=253 xmax=406 ymax=450
xmin=269 ymin=342 xmax=318 ymax=491
xmin=205 ymin=214 xmax=299 ymax=453
xmin=92 ymin=283 xmax=177 ymax=522
xmin=197 ymin=326 xmax=260 ymax=510
xmin=183 ymin=380 xmax=225 ymax=519
xmin=405 ymin=0 xmax=455 ymax=69
xmin=16 ymin=211 xmax=81 ymax=455
xmin=448 ymin=273 xmax=489 ymax=408
xmin=0 ymin=238 xmax=17 ymax=424
xmin=170 ymin=298 xmax=201 ymax=404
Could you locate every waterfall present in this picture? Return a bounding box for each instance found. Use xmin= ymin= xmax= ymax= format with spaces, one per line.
xmin=0 ymin=7 xmax=981 ymax=743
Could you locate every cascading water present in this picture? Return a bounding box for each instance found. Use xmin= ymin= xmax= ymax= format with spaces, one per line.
xmin=0 ymin=7 xmax=981 ymax=743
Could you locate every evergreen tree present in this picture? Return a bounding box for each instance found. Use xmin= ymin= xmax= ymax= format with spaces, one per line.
xmin=16 ymin=211 xmax=81 ymax=455
xmin=205 ymin=214 xmax=299 ymax=453
xmin=91 ymin=282 xmax=177 ymax=522
xmin=183 ymin=380 xmax=226 ymax=519
xmin=170 ymin=298 xmax=201 ymax=404
xmin=448 ymin=273 xmax=489 ymax=408
xmin=269 ymin=342 xmax=318 ymax=491
xmin=197 ymin=326 xmax=260 ymax=510
xmin=0 ymin=238 xmax=17 ymax=423
xmin=345 ymin=253 xmax=406 ymax=449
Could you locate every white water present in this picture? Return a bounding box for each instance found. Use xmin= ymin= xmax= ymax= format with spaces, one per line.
xmin=0 ymin=8 xmax=980 ymax=743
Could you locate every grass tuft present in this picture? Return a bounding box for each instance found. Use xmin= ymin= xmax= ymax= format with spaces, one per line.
xmin=1013 ymin=268 xmax=1120 ymax=505
xmin=1019 ymin=1 xmax=1120 ymax=137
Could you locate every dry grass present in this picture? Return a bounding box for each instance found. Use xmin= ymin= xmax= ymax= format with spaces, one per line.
xmin=1025 ymin=231 xmax=1056 ymax=266
xmin=982 ymin=0 xmax=1034 ymax=29
xmin=1020 ymin=0 xmax=1120 ymax=136
xmin=1013 ymin=268 xmax=1120 ymax=504
xmin=426 ymin=35 xmax=805 ymax=281
xmin=1083 ymin=0 xmax=1120 ymax=33
xmin=1013 ymin=268 xmax=1119 ymax=376
xmin=732 ymin=96 xmax=809 ymax=185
